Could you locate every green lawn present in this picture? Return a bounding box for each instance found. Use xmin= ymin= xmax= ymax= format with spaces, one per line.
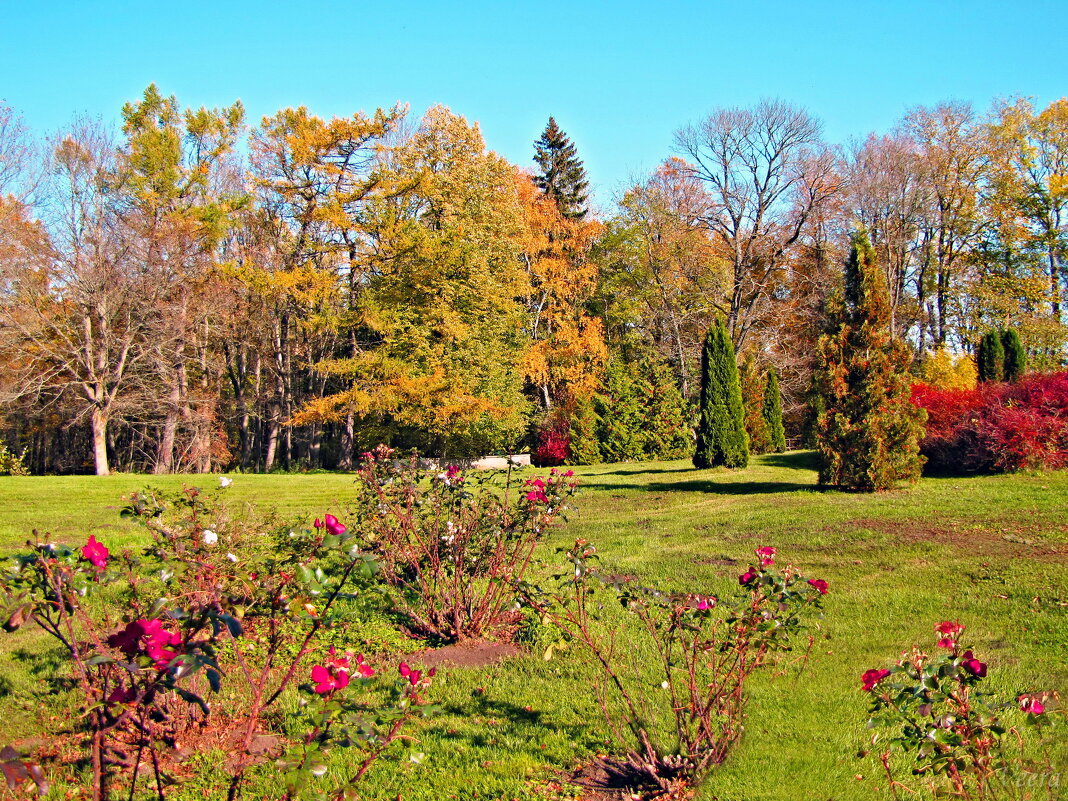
xmin=1 ymin=454 xmax=1065 ymax=800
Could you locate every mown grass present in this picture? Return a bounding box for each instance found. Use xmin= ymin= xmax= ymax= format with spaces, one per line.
xmin=0 ymin=454 xmax=1065 ymax=800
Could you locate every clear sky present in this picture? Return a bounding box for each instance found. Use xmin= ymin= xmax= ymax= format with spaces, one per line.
xmin=2 ymin=0 xmax=1065 ymax=208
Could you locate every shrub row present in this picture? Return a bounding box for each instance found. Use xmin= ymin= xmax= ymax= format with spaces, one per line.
xmin=910 ymin=372 xmax=1068 ymax=473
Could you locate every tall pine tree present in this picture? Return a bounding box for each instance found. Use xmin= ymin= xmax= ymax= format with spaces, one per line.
xmin=693 ymin=318 xmax=748 ymax=469
xmin=533 ymin=117 xmax=590 ymax=220
xmin=813 ymin=230 xmax=925 ymax=490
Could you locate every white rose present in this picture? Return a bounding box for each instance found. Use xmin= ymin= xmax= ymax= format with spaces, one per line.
xmin=202 ymin=530 xmax=218 ymax=545
xmin=226 ymin=552 xmax=238 ymax=562
xmin=219 ymin=476 xmax=233 ymax=488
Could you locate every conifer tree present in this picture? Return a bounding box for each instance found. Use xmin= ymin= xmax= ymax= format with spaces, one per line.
xmin=566 ymin=396 xmax=601 ymax=465
xmin=693 ymin=319 xmax=748 ymax=469
xmin=594 ymin=358 xmax=648 ymax=461
xmin=813 ymin=230 xmax=925 ymax=490
xmin=740 ymin=355 xmax=771 ymax=454
xmin=1000 ymin=328 xmax=1027 ymax=381
xmin=641 ymin=358 xmax=693 ymax=460
xmin=977 ymin=331 xmax=1005 ymax=382
xmin=762 ymin=366 xmax=787 ymax=453
xmin=533 ymin=117 xmax=590 ymax=220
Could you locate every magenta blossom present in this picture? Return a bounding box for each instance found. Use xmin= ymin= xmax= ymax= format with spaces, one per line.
xmin=936 ymin=637 xmax=956 ymax=650
xmin=935 ymin=620 xmax=964 ymax=638
xmin=445 ymin=464 xmax=462 ymax=482
xmin=81 ymin=535 xmax=109 ymax=569
xmin=398 ymin=661 xmax=436 ymax=687
xmin=807 ymin=578 xmax=829 ymax=595
xmin=1018 ymin=695 xmax=1045 ymax=715
xmin=738 ymin=569 xmax=756 ymax=586
xmin=107 ymin=618 xmax=182 ymax=670
xmin=311 ymin=663 xmax=350 ymax=695
xmin=960 ymin=651 xmax=987 ymax=678
xmin=314 ymin=514 xmax=347 ymax=537
xmin=755 ymin=546 xmax=776 ymax=567
xmin=693 ymin=596 xmax=716 ymax=610
xmin=861 ymin=668 xmax=892 ymax=692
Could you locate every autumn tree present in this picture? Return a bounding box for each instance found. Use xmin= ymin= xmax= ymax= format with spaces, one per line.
xmin=814 ymin=230 xmax=925 ymax=490
xmin=675 ymin=99 xmax=839 ymax=351
xmin=533 ymin=117 xmax=589 ymax=220
xmin=0 ymin=123 xmax=151 ymax=475
xmin=517 ymin=171 xmax=607 ymax=410
xmin=292 ymin=106 xmax=532 ymax=456
xmin=117 ymin=85 xmax=246 ymax=473
xmin=251 ymin=103 xmax=406 ymax=468
xmin=693 ymin=318 xmax=747 ymax=469
xmin=595 ymin=159 xmax=726 ymax=398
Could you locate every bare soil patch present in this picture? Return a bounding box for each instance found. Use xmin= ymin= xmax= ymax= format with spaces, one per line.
xmin=566 ymin=757 xmax=694 ymax=801
xmin=837 ymin=518 xmax=1068 ymax=561
xmin=411 ymin=639 xmax=523 ymax=669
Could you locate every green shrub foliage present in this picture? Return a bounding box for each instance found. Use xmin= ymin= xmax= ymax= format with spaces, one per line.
xmin=740 ymin=355 xmax=772 ymax=455
xmin=566 ymin=396 xmax=602 ymax=465
xmin=693 ymin=319 xmax=748 ymax=469
xmin=640 ymin=358 xmax=693 ymax=460
xmin=813 ymin=231 xmax=925 ymax=490
xmin=595 ymin=358 xmax=649 ymax=461
xmin=1000 ymin=328 xmax=1027 ymax=381
xmin=763 ymin=367 xmax=787 ymax=453
xmin=977 ymin=330 xmax=1005 ymax=383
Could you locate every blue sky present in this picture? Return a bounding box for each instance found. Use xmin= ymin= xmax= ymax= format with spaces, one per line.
xmin=2 ymin=0 xmax=1065 ymax=208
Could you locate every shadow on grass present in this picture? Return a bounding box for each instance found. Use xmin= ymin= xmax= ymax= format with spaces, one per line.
xmin=758 ymin=450 xmax=820 ymax=471
xmin=438 ymin=690 xmax=597 ymax=754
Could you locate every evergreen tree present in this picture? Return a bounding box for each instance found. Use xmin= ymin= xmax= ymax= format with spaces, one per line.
xmin=1000 ymin=328 xmax=1027 ymax=381
xmin=740 ymin=355 xmax=772 ymax=455
xmin=594 ymin=358 xmax=648 ymax=461
xmin=641 ymin=358 xmax=693 ymax=460
xmin=566 ymin=395 xmax=601 ymax=465
xmin=693 ymin=319 xmax=748 ymax=469
xmin=533 ymin=117 xmax=590 ymax=220
xmin=813 ymin=230 xmax=925 ymax=490
xmin=762 ymin=366 xmax=787 ymax=453
xmin=977 ymin=331 xmax=1005 ymax=382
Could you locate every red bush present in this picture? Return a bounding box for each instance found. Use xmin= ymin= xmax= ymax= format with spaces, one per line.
xmin=910 ymin=372 xmax=1068 ymax=473
xmin=532 ymin=420 xmax=570 ymax=467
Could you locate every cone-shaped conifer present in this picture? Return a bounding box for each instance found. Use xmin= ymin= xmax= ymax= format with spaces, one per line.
xmin=693 ymin=319 xmax=748 ymax=469
xmin=533 ymin=117 xmax=589 ymax=220
xmin=813 ymin=230 xmax=925 ymax=490
xmin=763 ymin=366 xmax=787 ymax=453
xmin=977 ymin=331 xmax=1005 ymax=382
xmin=1000 ymin=328 xmax=1027 ymax=381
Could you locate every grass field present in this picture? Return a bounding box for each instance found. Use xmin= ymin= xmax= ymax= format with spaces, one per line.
xmin=1 ymin=453 xmax=1065 ymax=799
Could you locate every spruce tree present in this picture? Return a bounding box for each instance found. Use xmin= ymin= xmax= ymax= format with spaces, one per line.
xmin=1001 ymin=328 xmax=1027 ymax=381
xmin=693 ymin=319 xmax=748 ymax=469
xmin=533 ymin=117 xmax=590 ymax=220
xmin=813 ymin=230 xmax=925 ymax=490
xmin=740 ymin=355 xmax=771 ymax=455
xmin=977 ymin=331 xmax=1005 ymax=382
xmin=763 ymin=366 xmax=787 ymax=453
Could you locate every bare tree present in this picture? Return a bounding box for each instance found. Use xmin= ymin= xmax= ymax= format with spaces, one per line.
xmin=0 ymin=122 xmax=151 ymax=475
xmin=844 ymin=133 xmax=928 ymax=339
xmin=674 ymin=99 xmax=839 ymax=350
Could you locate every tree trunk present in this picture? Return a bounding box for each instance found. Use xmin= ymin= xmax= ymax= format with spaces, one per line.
xmin=90 ymin=407 xmax=109 ymax=476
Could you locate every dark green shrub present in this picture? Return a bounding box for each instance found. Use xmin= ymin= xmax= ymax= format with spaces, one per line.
xmin=693 ymin=319 xmax=748 ymax=469
xmin=1001 ymin=328 xmax=1027 ymax=381
xmin=763 ymin=367 xmax=787 ymax=453
xmin=977 ymin=331 xmax=1004 ymax=383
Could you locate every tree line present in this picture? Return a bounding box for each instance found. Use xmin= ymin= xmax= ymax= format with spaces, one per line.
xmin=0 ymin=88 xmax=1064 ymax=474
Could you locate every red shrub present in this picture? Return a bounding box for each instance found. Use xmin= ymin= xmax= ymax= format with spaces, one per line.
xmin=532 ymin=420 xmax=570 ymax=467
xmin=910 ymin=373 xmax=1068 ymax=473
